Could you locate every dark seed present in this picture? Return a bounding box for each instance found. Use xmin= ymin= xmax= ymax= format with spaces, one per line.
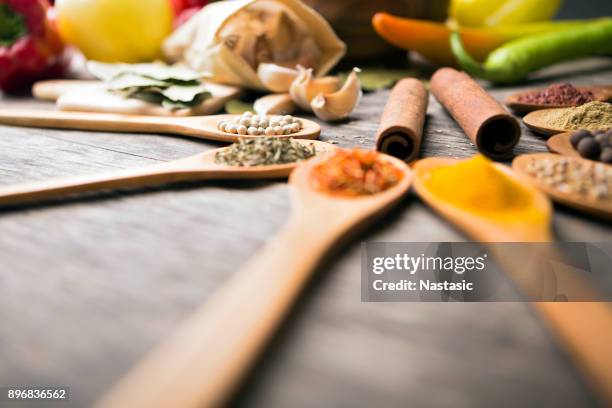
xmin=577 ymin=137 xmax=601 ymax=159
xmin=594 ymin=133 xmax=610 ymax=147
xmin=601 ymin=148 xmax=612 ymax=164
xmin=595 ymin=133 xmax=607 ymax=142
xmin=570 ymin=129 xmax=591 ymax=148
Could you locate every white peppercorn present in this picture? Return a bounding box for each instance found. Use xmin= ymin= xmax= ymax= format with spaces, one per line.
xmin=218 ymin=113 xmax=303 ymax=136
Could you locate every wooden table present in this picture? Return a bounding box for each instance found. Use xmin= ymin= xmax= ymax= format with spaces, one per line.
xmin=0 ymin=58 xmax=610 ymax=407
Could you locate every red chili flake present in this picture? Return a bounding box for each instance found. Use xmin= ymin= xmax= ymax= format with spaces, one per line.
xmin=310 ymin=149 xmax=403 ymax=196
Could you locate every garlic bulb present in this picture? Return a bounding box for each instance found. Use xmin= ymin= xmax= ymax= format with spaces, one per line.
xmin=311 ymin=68 xmax=362 ymax=122
xmin=254 ymin=94 xmax=297 ymax=115
xmin=289 ymin=67 xmax=340 ymax=111
xmin=257 ymin=63 xmax=300 ymax=93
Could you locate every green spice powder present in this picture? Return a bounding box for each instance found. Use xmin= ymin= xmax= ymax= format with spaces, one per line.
xmin=214 ymin=137 xmax=316 ymax=167
xmin=542 ymin=101 xmax=612 ymax=131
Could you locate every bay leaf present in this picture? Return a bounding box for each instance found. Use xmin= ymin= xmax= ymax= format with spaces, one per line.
xmin=162 ymin=99 xmax=194 ymax=110
xmin=88 ymin=61 xmax=208 ymax=83
xmin=108 ymin=72 xmax=168 ymax=91
xmin=161 ymin=84 xmax=211 ymax=103
xmin=162 ymin=91 xmax=211 ymax=110
xmin=130 ymin=91 xmax=165 ymax=105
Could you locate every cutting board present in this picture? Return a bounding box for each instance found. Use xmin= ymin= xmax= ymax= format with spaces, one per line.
xmin=32 ymin=80 xmax=242 ymax=117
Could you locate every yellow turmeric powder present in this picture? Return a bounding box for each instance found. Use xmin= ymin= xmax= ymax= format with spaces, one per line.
xmin=424 ymin=155 xmax=540 ymax=220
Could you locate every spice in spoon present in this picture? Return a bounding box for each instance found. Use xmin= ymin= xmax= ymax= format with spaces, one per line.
xmin=538 ymin=101 xmax=612 ymax=131
xmin=424 ymin=155 xmax=542 ymax=221
xmin=214 ymin=137 xmax=315 ymax=167
xmin=517 ymin=83 xmax=595 ymax=106
xmin=526 ymin=156 xmax=611 ymax=200
xmin=310 ymin=149 xmax=403 ymax=196
xmin=218 ymin=112 xmax=303 ymax=136
xmin=570 ymin=129 xmax=612 ymax=164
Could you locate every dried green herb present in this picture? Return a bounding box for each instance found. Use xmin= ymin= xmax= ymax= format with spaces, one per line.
xmin=214 ymin=137 xmax=316 ymax=167
xmin=107 ymin=72 xmax=168 ymax=91
xmin=88 ymin=61 xmax=204 ymax=83
xmin=88 ymin=61 xmax=211 ymax=110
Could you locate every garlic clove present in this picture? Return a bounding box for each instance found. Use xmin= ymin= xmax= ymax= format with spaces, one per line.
xmin=311 ymin=68 xmax=362 ymax=122
xmin=289 ymin=67 xmax=341 ymax=111
xmin=253 ymin=93 xmax=297 ymax=115
xmin=257 ymin=63 xmax=300 ymax=93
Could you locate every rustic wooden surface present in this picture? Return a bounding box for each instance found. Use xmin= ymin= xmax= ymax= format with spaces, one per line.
xmin=0 ymin=58 xmax=611 ymax=408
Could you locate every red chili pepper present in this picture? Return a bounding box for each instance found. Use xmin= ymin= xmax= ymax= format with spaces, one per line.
xmin=0 ymin=0 xmax=66 ymax=92
xmin=170 ymin=0 xmax=207 ymax=16
xmin=170 ymin=0 xmax=207 ymax=28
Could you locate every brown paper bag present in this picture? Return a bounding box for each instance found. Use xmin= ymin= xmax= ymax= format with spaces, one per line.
xmin=163 ymin=0 xmax=346 ymax=91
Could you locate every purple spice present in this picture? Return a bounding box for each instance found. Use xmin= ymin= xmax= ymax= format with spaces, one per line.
xmin=518 ymin=83 xmax=595 ymax=106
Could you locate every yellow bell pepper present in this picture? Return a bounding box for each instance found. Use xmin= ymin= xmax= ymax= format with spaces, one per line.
xmin=56 ymin=0 xmax=173 ymax=63
xmin=450 ymin=0 xmax=563 ymax=27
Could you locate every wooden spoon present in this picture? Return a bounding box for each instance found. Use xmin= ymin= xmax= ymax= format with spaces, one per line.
xmin=412 ymin=157 xmax=553 ymax=242
xmin=32 ymin=80 xmax=100 ymax=101
xmin=31 ymin=80 xmax=243 ymax=117
xmin=506 ymin=85 xmax=612 ymax=115
xmin=96 ymin=153 xmax=413 ymax=408
xmin=413 ymin=156 xmax=612 ymax=406
xmin=0 ymin=140 xmax=334 ymax=207
xmin=523 ymin=108 xmax=611 ymax=136
xmin=0 ymin=110 xmax=321 ymax=143
xmin=546 ymin=132 xmax=581 ymax=158
xmin=512 ymin=153 xmax=612 ymax=220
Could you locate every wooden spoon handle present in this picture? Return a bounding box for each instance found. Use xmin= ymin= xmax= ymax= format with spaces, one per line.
xmin=492 ymin=244 xmax=612 ymax=405
xmin=536 ymin=302 xmax=612 ymax=406
xmin=0 ymin=109 xmax=183 ymax=134
xmin=96 ymin=215 xmax=336 ymax=408
xmin=588 ymin=85 xmax=612 ymax=101
xmin=0 ymin=162 xmax=201 ymax=206
xmin=32 ymin=80 xmax=101 ymax=101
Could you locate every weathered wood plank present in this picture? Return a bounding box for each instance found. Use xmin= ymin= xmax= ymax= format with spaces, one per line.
xmin=0 ymin=58 xmax=610 ymax=407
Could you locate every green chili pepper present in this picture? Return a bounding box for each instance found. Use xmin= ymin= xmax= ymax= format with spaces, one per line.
xmin=450 ymin=18 xmax=612 ymax=83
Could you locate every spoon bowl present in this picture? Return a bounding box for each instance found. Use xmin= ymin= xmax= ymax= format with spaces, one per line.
xmin=411 ymin=156 xmax=612 ymax=408
xmin=0 ymin=139 xmax=336 ymax=207
xmin=523 ymin=109 xmax=569 ymax=136
xmin=506 ymin=85 xmax=612 ymax=115
xmin=512 ymin=153 xmax=612 ymax=220
xmin=97 ymin=151 xmax=413 ymax=408
xmin=412 ymin=157 xmax=553 ymax=242
xmin=0 ymin=110 xmax=321 ymax=142
xmin=546 ymin=132 xmax=582 ymax=158
xmin=523 ymin=108 xmax=612 ymax=136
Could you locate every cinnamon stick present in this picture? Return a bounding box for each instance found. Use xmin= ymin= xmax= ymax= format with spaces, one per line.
xmin=375 ymin=78 xmax=428 ymax=163
xmin=430 ymin=67 xmax=521 ymax=160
